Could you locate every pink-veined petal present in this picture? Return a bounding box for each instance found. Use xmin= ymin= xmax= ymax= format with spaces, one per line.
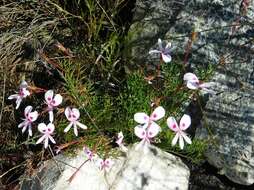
xmin=47 ymin=123 xmax=55 ymax=134
xmin=52 ymin=94 xmax=62 ymax=106
xmin=179 ymin=114 xmax=191 ymax=130
xmin=104 ymin=159 xmax=113 ymax=168
xmin=172 ymin=132 xmax=179 ymax=146
xmin=97 ymin=158 xmax=104 ymax=170
xmin=24 ymin=106 xmax=32 ymax=116
xmin=147 ymin=122 xmax=160 ymax=138
xmin=182 ymin=132 xmax=192 ymax=145
xmin=73 ymin=124 xmax=78 ymax=136
xmin=44 ymin=136 xmax=49 ymax=149
xmin=76 ymin=121 xmax=87 ymax=129
xmin=167 ymin=117 xmax=179 ymax=132
xmin=38 ymin=123 xmax=47 ymax=133
xmin=48 ymin=135 xmax=56 ymax=144
xmin=64 ymin=122 xmax=73 ymax=133
xmin=49 ymin=111 xmax=54 ymax=123
xmin=8 ymin=94 xmax=18 ymax=100
xmin=64 ymin=107 xmax=72 ymax=120
xmin=179 ymin=135 xmax=184 ymax=150
xmin=22 ymin=88 xmax=30 ymax=97
xmin=149 ymin=49 xmax=161 ymax=54
xmin=36 ymin=134 xmax=46 ymax=144
xmin=183 ymin=73 xmax=199 ymax=83
xmin=150 ymin=106 xmax=165 ymax=121
xmin=134 ymin=112 xmax=149 ymax=124
xmin=29 ymin=111 xmax=38 ymax=122
xmin=161 ymin=53 xmax=172 ymax=63
xmin=45 ymin=90 xmax=54 ymax=103
xmin=134 ymin=126 xmax=146 ymax=139
xmin=186 ymin=81 xmax=199 ymax=90
xmin=71 ymin=108 xmax=80 ymax=119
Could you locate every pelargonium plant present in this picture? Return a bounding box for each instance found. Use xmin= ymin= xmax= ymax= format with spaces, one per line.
xmin=167 ymin=114 xmax=192 ymax=149
xmin=8 ymin=80 xmax=30 ymax=109
xmin=64 ymin=107 xmax=87 ymax=136
xmin=36 ymin=123 xmax=56 ymax=149
xmin=18 ymin=105 xmax=38 ymax=136
xmin=45 ymin=90 xmax=63 ymax=122
xmin=184 ymin=73 xmax=216 ymax=94
xmin=149 ymin=38 xmax=172 ymax=63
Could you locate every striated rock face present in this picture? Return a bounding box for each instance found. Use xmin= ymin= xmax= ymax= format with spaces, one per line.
xmin=126 ymin=0 xmax=254 ymax=186
xmin=20 ymin=144 xmax=190 ymax=190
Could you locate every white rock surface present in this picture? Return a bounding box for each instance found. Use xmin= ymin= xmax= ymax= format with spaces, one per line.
xmin=20 ymin=144 xmax=190 ymax=190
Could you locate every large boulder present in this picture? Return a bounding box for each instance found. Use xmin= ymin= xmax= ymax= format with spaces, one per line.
xmin=20 ymin=144 xmax=190 ymax=190
xmin=126 ymin=0 xmax=254 ymax=186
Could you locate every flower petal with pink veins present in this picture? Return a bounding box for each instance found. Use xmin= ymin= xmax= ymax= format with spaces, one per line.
xmin=150 ymin=106 xmax=165 ymax=121
xmin=179 ymin=114 xmax=191 ymax=130
xmin=167 ymin=117 xmax=179 ymax=132
xmin=134 ymin=112 xmax=149 ymax=124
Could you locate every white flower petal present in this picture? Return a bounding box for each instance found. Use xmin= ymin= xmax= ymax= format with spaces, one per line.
xmin=28 ymin=125 xmax=33 ymax=136
xmin=18 ymin=121 xmax=26 ymax=128
xmin=24 ymin=106 xmax=32 ymax=116
xmin=158 ymin=38 xmax=162 ymax=50
xmin=48 ymin=135 xmax=56 ymax=144
xmin=49 ymin=111 xmax=54 ymax=123
xmin=183 ymin=73 xmax=199 ymax=83
xmin=186 ymin=81 xmax=199 ymax=90
xmin=179 ymin=114 xmax=191 ymax=130
xmin=44 ymin=137 xmax=49 ymax=149
xmin=74 ymin=124 xmax=78 ymax=136
xmin=179 ymin=135 xmax=184 ymax=150
xmin=45 ymin=90 xmax=54 ymax=103
xmin=47 ymin=123 xmax=55 ymax=134
xmin=172 ymin=132 xmax=179 ymax=146
xmin=182 ymin=132 xmax=192 ymax=144
xmin=134 ymin=112 xmax=149 ymax=124
xmin=134 ymin=126 xmax=146 ymax=139
xmin=76 ymin=121 xmax=87 ymax=129
xmin=22 ymin=88 xmax=30 ymax=97
xmin=22 ymin=125 xmax=27 ymax=133
xmin=20 ymin=80 xmax=28 ymax=88
xmin=149 ymin=49 xmax=161 ymax=54
xmin=64 ymin=107 xmax=72 ymax=120
xmin=150 ymin=106 xmax=165 ymax=121
xmin=199 ymin=82 xmax=216 ymax=88
xmin=36 ymin=134 xmax=46 ymax=144
xmin=167 ymin=117 xmax=179 ymax=132
xmin=15 ymin=97 xmax=22 ymax=109
xmin=64 ymin=122 xmax=73 ymax=133
xmin=147 ymin=122 xmax=160 ymax=138
xmin=52 ymin=94 xmax=62 ymax=106
xmin=8 ymin=94 xmax=18 ymax=100
xmin=38 ymin=123 xmax=47 ymax=133
xmin=165 ymin=42 xmax=172 ymax=50
xmin=28 ymin=111 xmax=38 ymax=122
xmin=161 ymin=53 xmax=172 ymax=63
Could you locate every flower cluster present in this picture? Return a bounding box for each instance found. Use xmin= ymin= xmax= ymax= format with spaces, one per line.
xmin=8 ymin=83 xmax=87 ymax=149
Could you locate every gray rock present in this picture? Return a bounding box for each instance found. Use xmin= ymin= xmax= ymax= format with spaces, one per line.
xmin=19 ymin=144 xmax=190 ymax=190
xmin=127 ymin=0 xmax=254 ymax=185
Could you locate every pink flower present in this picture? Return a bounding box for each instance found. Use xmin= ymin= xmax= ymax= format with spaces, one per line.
xmin=18 ymin=106 xmax=38 ymax=136
xmin=134 ymin=121 xmax=160 ymax=153
xmin=149 ymin=38 xmax=172 ymax=63
xmin=83 ymin=146 xmax=97 ymax=161
xmin=45 ymin=90 xmax=62 ymax=122
xmin=8 ymin=80 xmax=30 ymax=109
xmin=167 ymin=114 xmax=192 ymax=149
xmin=36 ymin=123 xmax=56 ymax=149
xmin=183 ymin=73 xmax=216 ymax=94
xmin=116 ymin=132 xmax=128 ymax=152
xmin=97 ymin=158 xmax=113 ymax=172
xmin=64 ymin=107 xmax=87 ymax=136
xmin=134 ymin=106 xmax=165 ymax=129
